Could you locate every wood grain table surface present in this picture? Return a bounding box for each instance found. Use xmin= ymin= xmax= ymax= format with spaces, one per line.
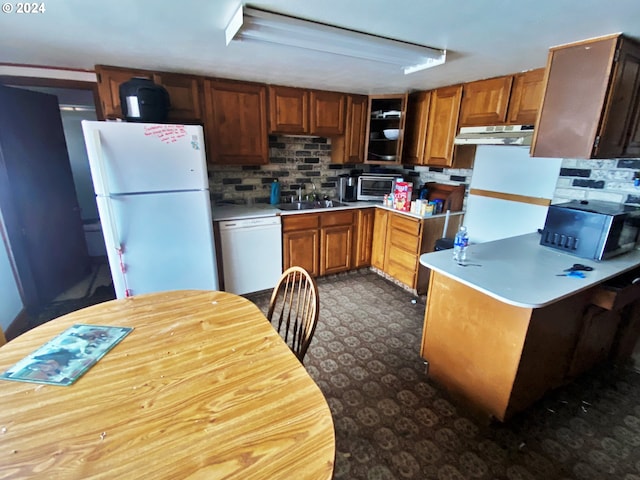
xmin=0 ymin=290 xmax=335 ymax=479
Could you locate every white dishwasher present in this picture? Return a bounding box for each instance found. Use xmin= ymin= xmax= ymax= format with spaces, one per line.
xmin=218 ymin=215 xmax=283 ymax=295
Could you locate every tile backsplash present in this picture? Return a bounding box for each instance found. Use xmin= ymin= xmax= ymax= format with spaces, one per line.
xmin=209 ymin=136 xmax=640 ymax=207
xmin=208 ymin=136 xmax=354 ymax=204
xmin=553 ymin=158 xmax=640 ymax=205
xmin=208 ymin=136 xmax=472 ymax=205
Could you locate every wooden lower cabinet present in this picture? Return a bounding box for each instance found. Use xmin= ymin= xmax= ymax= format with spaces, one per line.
xmin=372 ymin=209 xmax=463 ymax=293
xmin=354 ymin=208 xmax=375 ymax=268
xmin=567 ymin=305 xmax=621 ymax=378
xmin=283 ymin=230 xmax=320 ymax=277
xmin=282 ymin=214 xmax=320 ymax=276
xmin=421 ymin=268 xmax=640 ymax=422
xmin=386 ymin=214 xmax=423 ymax=289
xmin=422 ymin=271 xmax=589 ymax=421
xmin=321 ymin=224 xmax=353 ymax=275
xmin=371 ymin=209 xmax=389 ymax=270
xmin=282 ymin=210 xmax=355 ymax=277
xmin=282 ymin=207 xmax=465 ymax=286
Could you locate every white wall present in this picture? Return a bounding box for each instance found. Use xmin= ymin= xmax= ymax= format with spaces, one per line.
xmin=0 ymin=210 xmax=23 ymax=332
xmin=464 ymin=146 xmax=562 ymax=243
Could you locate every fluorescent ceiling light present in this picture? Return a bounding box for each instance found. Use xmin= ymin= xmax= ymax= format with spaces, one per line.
xmin=225 ymin=5 xmax=446 ymax=75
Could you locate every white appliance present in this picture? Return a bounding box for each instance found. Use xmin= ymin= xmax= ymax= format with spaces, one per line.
xmin=464 ymin=145 xmax=562 ymax=244
xmin=218 ymin=216 xmax=283 ymax=295
xmin=81 ymin=120 xmax=219 ymax=298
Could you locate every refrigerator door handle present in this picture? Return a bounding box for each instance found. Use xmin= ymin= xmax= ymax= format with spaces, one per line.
xmin=89 ymin=130 xmax=132 ymax=297
xmin=90 ymin=130 xmax=120 ymax=248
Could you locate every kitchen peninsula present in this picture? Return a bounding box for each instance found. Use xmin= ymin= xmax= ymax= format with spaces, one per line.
xmin=419 ymin=233 xmax=640 ymax=421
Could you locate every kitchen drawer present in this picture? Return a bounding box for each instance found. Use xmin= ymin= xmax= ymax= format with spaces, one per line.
xmin=389 ymin=230 xmax=420 ymax=254
xmin=389 ymin=213 xmax=421 ymax=236
xmin=387 ymin=264 xmax=415 ymax=288
xmin=591 ymin=270 xmax=640 ymax=311
xmin=386 ymin=246 xmax=417 ymax=286
xmin=320 ymin=210 xmax=354 ymax=227
xmin=386 ymin=244 xmax=418 ymax=271
xmin=282 ymin=214 xmax=320 ymax=232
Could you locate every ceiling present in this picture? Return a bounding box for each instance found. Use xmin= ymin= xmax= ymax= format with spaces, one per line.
xmin=2 ymin=0 xmax=640 ymax=94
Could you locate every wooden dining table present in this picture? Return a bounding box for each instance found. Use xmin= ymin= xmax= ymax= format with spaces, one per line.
xmin=0 ymin=290 xmax=335 ymax=479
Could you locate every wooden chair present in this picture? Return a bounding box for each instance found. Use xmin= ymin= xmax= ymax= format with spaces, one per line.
xmin=267 ymin=266 xmax=319 ymax=363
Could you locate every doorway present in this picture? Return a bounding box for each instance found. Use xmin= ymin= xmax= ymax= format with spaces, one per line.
xmin=0 ymin=77 xmax=115 ymax=335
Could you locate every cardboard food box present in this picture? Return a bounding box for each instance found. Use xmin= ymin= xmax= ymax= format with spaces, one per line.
xmin=393 ymin=181 xmax=412 ymax=212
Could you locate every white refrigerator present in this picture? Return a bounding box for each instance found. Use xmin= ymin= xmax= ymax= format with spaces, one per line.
xmin=81 ymin=121 xmax=219 ymax=298
xmin=464 ymin=145 xmax=563 ymax=244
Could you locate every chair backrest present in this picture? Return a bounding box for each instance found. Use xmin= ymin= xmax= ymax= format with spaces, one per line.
xmin=267 ymin=266 xmax=319 ymax=363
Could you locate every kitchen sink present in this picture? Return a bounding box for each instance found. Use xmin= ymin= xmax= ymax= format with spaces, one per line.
xmin=276 ymin=200 xmax=348 ymax=211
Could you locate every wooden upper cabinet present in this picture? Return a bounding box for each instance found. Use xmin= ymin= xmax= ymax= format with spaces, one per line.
xmin=203 ymin=79 xmax=268 ymax=165
xmin=95 ymin=65 xmax=148 ymax=119
xmin=402 ymin=90 xmax=475 ymax=168
xmin=268 ymin=85 xmax=309 ymax=134
xmin=532 ymin=34 xmax=640 ymax=159
xmin=310 ymin=90 xmax=345 ymax=136
xmin=331 ymin=94 xmax=367 ymax=164
xmin=268 ymin=85 xmax=345 ymax=135
xmin=364 ymin=94 xmax=407 ymax=164
xmin=95 ymin=65 xmax=202 ymax=122
xmin=597 ymin=38 xmax=640 ymax=158
xmin=345 ymin=95 xmax=368 ymax=162
xmin=152 ymin=72 xmax=202 ymax=123
xmin=402 ymin=91 xmax=431 ymax=165
xmin=424 ymin=85 xmax=463 ymax=166
xmin=459 ymin=69 xmax=544 ymax=127
xmin=459 ymin=76 xmax=513 ymax=126
xmin=507 ymin=68 xmax=545 ymax=125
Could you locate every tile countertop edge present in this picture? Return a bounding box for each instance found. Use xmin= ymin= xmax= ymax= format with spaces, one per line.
xmin=213 ymin=202 xmax=465 ymax=221
xmin=419 ymin=232 xmax=640 ymax=309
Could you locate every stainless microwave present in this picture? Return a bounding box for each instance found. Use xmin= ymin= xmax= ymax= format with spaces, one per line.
xmin=357 ymin=174 xmax=402 ymax=201
xmin=540 ymin=200 xmax=640 ymax=260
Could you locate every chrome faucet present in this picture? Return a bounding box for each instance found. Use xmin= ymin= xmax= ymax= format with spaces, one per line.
xmin=297 ymin=186 xmax=303 ymax=202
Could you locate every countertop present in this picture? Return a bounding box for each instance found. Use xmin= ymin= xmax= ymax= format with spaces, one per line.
xmin=419 ymin=232 xmax=640 ymax=309
xmin=213 ymin=204 xmax=281 ymax=221
xmin=212 ymin=201 xmax=463 ymax=221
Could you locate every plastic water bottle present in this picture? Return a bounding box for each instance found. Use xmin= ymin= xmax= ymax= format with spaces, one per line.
xmin=453 ymin=226 xmax=469 ymax=263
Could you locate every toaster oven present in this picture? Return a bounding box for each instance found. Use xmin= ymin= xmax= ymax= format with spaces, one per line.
xmin=357 ymin=174 xmax=402 ymax=201
xmin=540 ymin=200 xmax=640 ymax=260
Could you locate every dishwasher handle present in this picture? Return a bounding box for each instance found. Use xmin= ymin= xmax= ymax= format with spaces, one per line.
xmin=218 ymin=216 xmax=281 ymax=231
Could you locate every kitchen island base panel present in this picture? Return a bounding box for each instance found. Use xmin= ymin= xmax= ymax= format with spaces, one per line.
xmin=421 ymin=271 xmax=591 ymax=422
